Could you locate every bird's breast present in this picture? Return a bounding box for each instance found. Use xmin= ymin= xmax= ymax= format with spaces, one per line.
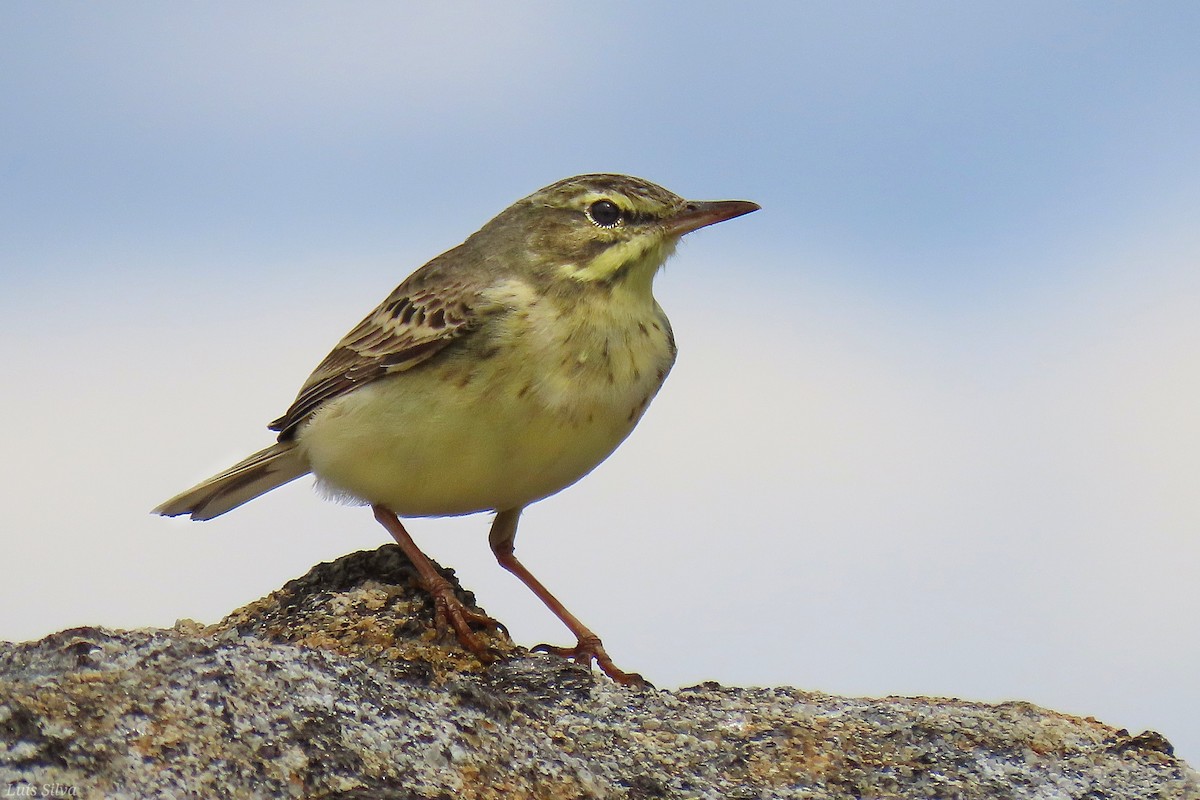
xmin=298 ymin=280 xmax=676 ymax=516
xmin=487 ymin=279 xmax=677 ymax=426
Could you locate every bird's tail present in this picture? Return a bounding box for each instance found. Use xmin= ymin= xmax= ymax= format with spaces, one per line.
xmin=153 ymin=442 xmax=310 ymax=521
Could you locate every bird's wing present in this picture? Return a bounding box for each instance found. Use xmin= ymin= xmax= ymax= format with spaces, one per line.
xmin=269 ymin=280 xmax=480 ymax=439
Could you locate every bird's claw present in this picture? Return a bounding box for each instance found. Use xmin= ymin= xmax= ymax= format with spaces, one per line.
xmin=427 ymin=585 xmax=508 ymax=663
xmin=532 ymin=635 xmax=649 ymax=687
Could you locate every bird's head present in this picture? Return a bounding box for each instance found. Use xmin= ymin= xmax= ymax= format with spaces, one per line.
xmin=482 ymin=174 xmax=759 ymax=291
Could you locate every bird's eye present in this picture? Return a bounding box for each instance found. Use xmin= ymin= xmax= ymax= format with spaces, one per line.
xmin=587 ymin=199 xmax=622 ymax=227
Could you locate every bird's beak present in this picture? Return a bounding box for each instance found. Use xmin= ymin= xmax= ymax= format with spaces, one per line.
xmin=665 ymin=199 xmax=760 ymax=237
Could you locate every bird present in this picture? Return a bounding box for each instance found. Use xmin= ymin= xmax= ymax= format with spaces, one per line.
xmin=154 ymin=173 xmax=759 ymax=684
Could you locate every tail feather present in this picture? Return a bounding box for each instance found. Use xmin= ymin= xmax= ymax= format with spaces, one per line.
xmin=153 ymin=442 xmax=309 ymax=521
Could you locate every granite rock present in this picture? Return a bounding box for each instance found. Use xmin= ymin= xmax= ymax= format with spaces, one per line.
xmin=2 ymin=545 xmax=1196 ymax=799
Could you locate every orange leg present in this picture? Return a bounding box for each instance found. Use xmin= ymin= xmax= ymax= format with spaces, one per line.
xmin=488 ymin=508 xmax=646 ymax=687
xmin=373 ymin=505 xmax=504 ymax=662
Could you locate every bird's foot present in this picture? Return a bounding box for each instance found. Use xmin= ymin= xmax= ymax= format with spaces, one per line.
xmin=533 ymin=634 xmax=649 ymax=687
xmin=424 ymin=579 xmax=508 ymax=663
xmin=373 ymin=505 xmax=508 ymax=664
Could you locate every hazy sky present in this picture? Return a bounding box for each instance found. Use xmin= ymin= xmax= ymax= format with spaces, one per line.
xmin=3 ymin=2 xmax=1198 ymax=766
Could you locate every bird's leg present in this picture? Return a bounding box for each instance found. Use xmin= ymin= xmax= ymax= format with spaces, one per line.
xmin=372 ymin=505 xmax=504 ymax=662
xmin=488 ymin=508 xmax=647 ymax=687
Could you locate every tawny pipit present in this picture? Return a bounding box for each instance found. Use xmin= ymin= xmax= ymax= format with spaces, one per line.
xmin=155 ymin=174 xmax=759 ymax=684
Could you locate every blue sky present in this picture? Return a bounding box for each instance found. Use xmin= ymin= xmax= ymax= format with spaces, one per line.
xmin=3 ymin=2 xmax=1199 ymax=767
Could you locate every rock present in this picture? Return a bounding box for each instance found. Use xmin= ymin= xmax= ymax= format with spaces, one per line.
xmin=2 ymin=545 xmax=1197 ymax=799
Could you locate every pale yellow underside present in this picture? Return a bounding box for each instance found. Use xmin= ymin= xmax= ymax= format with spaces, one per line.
xmin=297 ymin=276 xmax=675 ymax=516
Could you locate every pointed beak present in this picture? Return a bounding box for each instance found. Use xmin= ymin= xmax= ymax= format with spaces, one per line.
xmin=665 ymin=199 xmax=760 ymax=237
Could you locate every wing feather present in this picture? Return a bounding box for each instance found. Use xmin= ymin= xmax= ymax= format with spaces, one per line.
xmin=269 ymin=280 xmax=480 ymax=439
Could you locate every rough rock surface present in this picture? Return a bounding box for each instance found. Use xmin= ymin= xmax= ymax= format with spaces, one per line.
xmin=2 ymin=545 xmax=1196 ymax=799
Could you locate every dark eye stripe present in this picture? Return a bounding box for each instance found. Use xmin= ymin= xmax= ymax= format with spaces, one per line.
xmin=585 ymin=199 xmax=662 ymax=228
